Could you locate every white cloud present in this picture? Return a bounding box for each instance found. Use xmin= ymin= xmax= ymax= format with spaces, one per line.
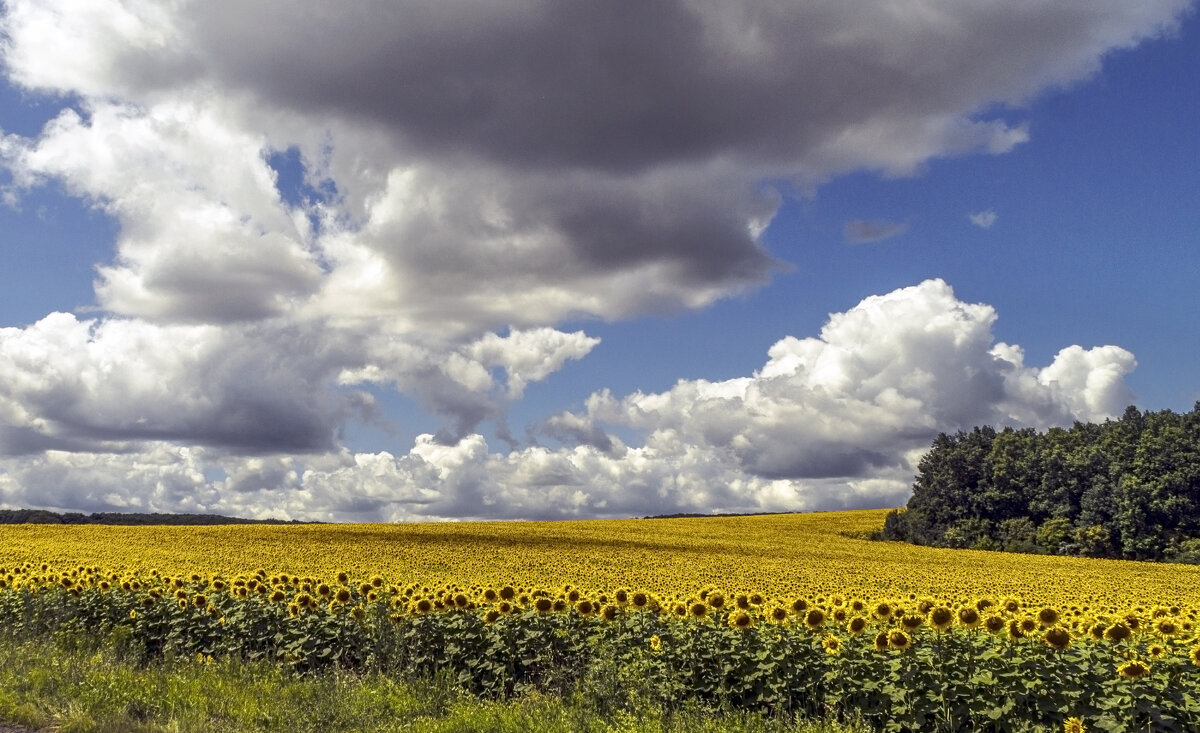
xmin=969 ymin=210 xmax=998 ymax=228
xmin=0 ymin=280 xmax=1138 ymax=520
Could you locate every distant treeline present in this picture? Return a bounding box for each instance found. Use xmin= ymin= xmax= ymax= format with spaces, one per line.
xmin=879 ymin=403 xmax=1200 ymax=563
xmin=0 ymin=509 xmax=316 ymax=526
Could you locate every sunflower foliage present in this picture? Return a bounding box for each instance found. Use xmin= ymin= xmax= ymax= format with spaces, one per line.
xmin=2 ymin=565 xmax=1200 ymax=733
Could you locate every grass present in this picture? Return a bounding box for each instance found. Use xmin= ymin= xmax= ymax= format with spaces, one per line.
xmin=0 ymin=633 xmax=866 ymax=733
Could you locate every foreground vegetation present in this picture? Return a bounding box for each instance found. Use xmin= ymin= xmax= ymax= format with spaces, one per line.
xmin=882 ymin=403 xmax=1200 ymax=561
xmin=0 ymin=633 xmax=861 ymax=733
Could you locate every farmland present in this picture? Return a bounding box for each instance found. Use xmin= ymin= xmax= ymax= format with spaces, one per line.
xmin=3 ymin=509 xmax=1198 ymax=608
xmin=2 ymin=509 xmax=1200 ymax=732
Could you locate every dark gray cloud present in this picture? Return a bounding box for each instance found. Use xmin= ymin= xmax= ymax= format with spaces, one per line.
xmin=176 ymin=1 xmax=1184 ymax=174
xmin=843 ymin=219 xmax=909 ymax=244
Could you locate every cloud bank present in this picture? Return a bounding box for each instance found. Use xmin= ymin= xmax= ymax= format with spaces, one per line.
xmin=0 ymin=0 xmax=1179 ymax=519
xmin=0 ymin=281 xmax=1136 ymax=521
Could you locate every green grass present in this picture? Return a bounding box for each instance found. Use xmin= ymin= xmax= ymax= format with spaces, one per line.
xmin=0 ymin=634 xmax=866 ymax=733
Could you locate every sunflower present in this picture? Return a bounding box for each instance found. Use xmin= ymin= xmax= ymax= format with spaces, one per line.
xmin=1104 ymin=623 xmax=1133 ymax=643
xmin=728 ymin=610 xmax=753 ymax=629
xmin=484 ymin=608 xmax=501 ymax=624
xmin=1189 ymin=644 xmax=1200 ymax=667
xmin=847 ymin=616 xmax=868 ymax=636
xmin=1038 ymin=607 xmax=1060 ymax=627
xmin=601 ymin=604 xmax=620 ymax=621
xmin=1089 ymin=622 xmax=1107 ymax=640
xmin=888 ymin=630 xmax=912 ymax=651
xmin=1002 ymin=597 xmax=1021 ymax=614
xmin=805 ymin=608 xmax=826 ymax=630
xmin=895 ymin=613 xmax=919 ymax=631
xmin=1117 ymin=660 xmax=1151 ymax=681
xmin=873 ymin=602 xmax=893 ymax=620
xmin=1043 ymin=627 xmax=1072 ymax=650
xmin=1154 ymin=619 xmax=1178 ymax=637
xmin=1063 ymin=716 xmax=1086 ymax=733
xmin=874 ymin=631 xmax=890 ymax=652
xmin=499 ymin=585 xmax=516 ymax=601
xmin=335 ymin=587 xmax=352 ymax=604
xmin=1007 ymin=619 xmax=1025 ymax=642
xmin=534 ymin=597 xmax=554 ymax=614
xmin=735 ymin=594 xmax=751 ymax=610
xmin=690 ymin=601 xmax=709 ymax=619
xmin=791 ymin=598 xmax=808 ymax=614
xmin=769 ymin=606 xmax=790 ymax=625
xmin=1019 ymin=617 xmax=1039 ymax=635
xmin=649 ymin=635 xmax=662 ymax=652
xmin=1147 ymin=644 xmax=1166 ymax=659
xmin=707 ymin=593 xmax=726 ymax=610
xmin=957 ymin=607 xmax=982 ymax=629
xmin=575 ymin=600 xmax=595 ymax=616
xmin=822 ymin=634 xmax=841 ymax=655
xmin=631 ymin=591 xmax=650 ymax=609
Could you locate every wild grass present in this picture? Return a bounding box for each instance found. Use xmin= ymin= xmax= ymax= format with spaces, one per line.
xmin=0 ymin=632 xmax=865 ymax=733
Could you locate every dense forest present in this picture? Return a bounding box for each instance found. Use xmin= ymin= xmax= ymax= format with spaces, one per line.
xmin=880 ymin=403 xmax=1200 ymax=562
xmin=0 ymin=509 xmax=313 ymax=525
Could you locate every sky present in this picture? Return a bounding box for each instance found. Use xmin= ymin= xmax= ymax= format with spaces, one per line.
xmin=0 ymin=0 xmax=1197 ymax=522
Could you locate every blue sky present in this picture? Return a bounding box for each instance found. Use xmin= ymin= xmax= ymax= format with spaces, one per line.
xmin=0 ymin=1 xmax=1196 ymax=521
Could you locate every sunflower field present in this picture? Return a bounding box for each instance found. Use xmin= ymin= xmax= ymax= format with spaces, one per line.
xmin=2 ymin=510 xmax=1199 ymax=732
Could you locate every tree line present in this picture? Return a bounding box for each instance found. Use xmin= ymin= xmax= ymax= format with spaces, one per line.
xmin=879 ymin=403 xmax=1200 ymax=562
xmin=0 ymin=509 xmax=315 ymax=525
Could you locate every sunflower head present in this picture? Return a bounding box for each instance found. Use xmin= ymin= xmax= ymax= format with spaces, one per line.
xmin=900 ymin=614 xmax=923 ymax=631
xmin=873 ymin=631 xmax=889 ymax=652
xmin=888 ymin=630 xmax=911 ymax=651
xmin=957 ymin=607 xmax=982 ymax=629
xmin=728 ymin=610 xmax=753 ymax=630
xmin=805 ymin=608 xmax=826 ymax=629
xmin=1154 ymin=619 xmax=1178 ymax=637
xmin=1117 ymin=659 xmax=1151 ymax=681
xmin=847 ymin=616 xmax=868 ymax=635
xmin=1104 ymin=622 xmax=1133 ymax=643
xmin=1063 ymin=716 xmax=1086 ymax=733
xmin=1043 ymin=627 xmax=1072 ymax=650
xmin=928 ymin=606 xmax=954 ymax=630
xmin=822 ymin=634 xmax=841 ymax=655
xmin=1038 ymin=607 xmax=1060 ymax=627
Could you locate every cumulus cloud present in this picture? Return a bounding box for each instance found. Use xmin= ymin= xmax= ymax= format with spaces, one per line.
xmin=0 ymin=312 xmax=598 ymax=456
xmin=0 ymin=281 xmax=1138 ymax=521
xmin=844 ymin=219 xmax=908 ymax=243
xmin=969 ymin=210 xmax=999 ymax=228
